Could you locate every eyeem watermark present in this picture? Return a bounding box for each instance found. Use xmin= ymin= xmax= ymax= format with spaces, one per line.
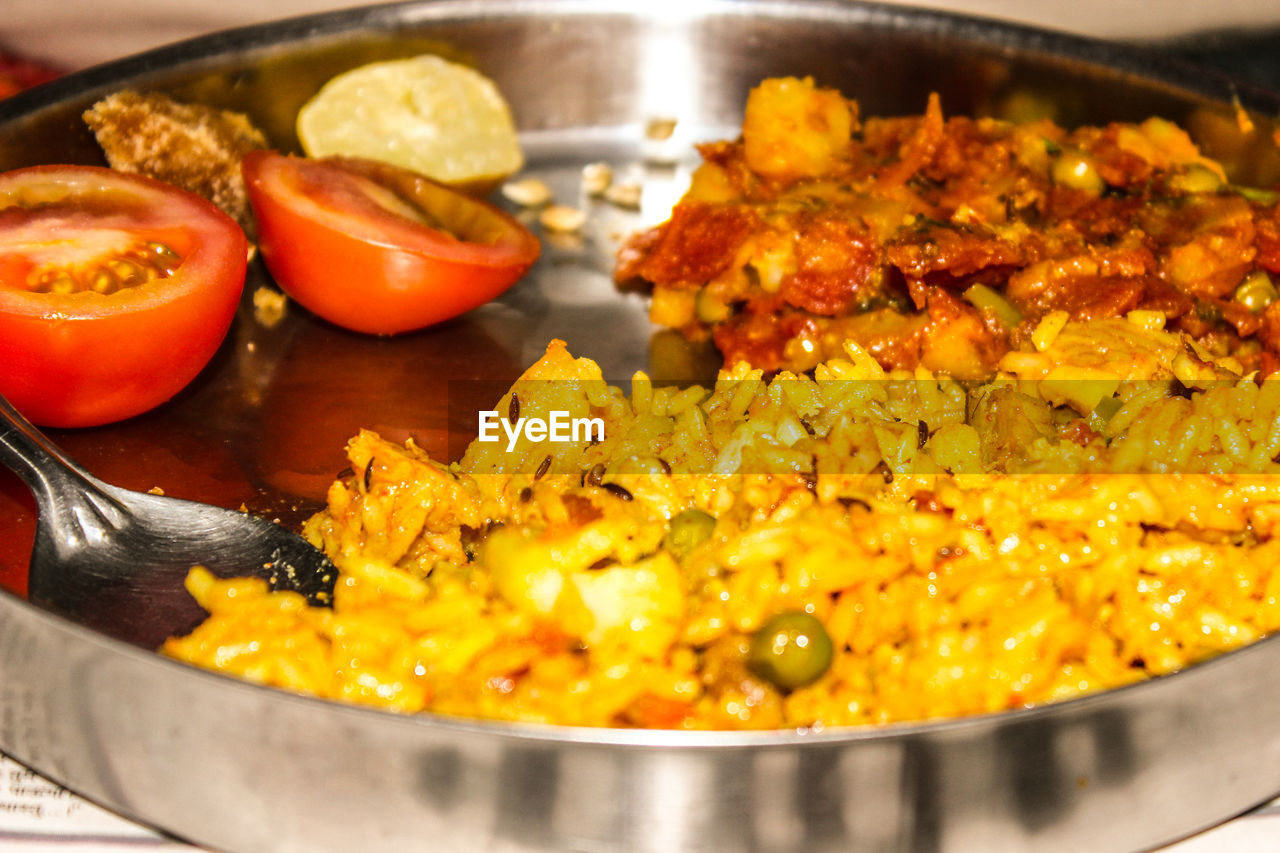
xmin=477 ymin=410 xmax=605 ymax=452
xmin=450 ymin=378 xmax=1280 ymax=476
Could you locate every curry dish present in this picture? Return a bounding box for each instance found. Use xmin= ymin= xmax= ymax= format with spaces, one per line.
xmin=617 ymin=77 xmax=1280 ymax=378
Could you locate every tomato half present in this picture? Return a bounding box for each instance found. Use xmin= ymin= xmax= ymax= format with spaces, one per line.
xmin=242 ymin=151 xmax=540 ymax=334
xmin=0 ymin=165 xmax=247 ymax=427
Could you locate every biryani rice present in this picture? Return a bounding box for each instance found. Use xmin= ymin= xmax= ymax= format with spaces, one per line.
xmin=165 ymin=318 xmax=1280 ymax=729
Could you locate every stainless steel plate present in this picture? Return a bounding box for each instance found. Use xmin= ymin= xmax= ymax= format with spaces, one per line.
xmin=2 ymin=2 xmax=1280 ymax=850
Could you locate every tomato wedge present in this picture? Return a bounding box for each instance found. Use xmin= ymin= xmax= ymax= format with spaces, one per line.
xmin=242 ymin=151 xmax=540 ymax=334
xmin=0 ymin=165 xmax=247 ymax=428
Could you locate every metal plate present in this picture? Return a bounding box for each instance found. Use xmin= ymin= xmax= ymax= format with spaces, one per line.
xmin=2 ymin=2 xmax=1280 ymax=850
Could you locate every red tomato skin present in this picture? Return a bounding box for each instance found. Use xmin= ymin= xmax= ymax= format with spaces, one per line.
xmin=243 ymin=151 xmax=540 ymax=335
xmin=0 ymin=166 xmax=247 ymax=428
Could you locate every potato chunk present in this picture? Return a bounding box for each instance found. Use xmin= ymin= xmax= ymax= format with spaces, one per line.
xmin=742 ymin=76 xmax=854 ymax=182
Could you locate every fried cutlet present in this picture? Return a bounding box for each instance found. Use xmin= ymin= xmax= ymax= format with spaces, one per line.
xmin=84 ymin=90 xmax=267 ymax=233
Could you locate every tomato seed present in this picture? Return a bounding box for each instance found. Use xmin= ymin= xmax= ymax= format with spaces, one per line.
xmin=27 ymin=240 xmax=181 ymax=295
xmin=142 ymin=241 xmax=181 ymax=274
xmin=90 ymin=270 xmax=117 ymax=294
xmin=109 ymin=259 xmax=146 ymax=286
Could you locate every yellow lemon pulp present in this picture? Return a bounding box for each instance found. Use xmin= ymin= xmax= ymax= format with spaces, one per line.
xmin=297 ymin=54 xmax=524 ymax=193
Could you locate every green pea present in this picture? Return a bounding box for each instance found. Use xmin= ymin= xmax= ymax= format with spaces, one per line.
xmin=664 ymin=508 xmax=716 ymax=560
xmin=1169 ymin=164 xmax=1223 ymax=195
xmin=1234 ymin=270 xmax=1278 ymax=313
xmin=748 ymin=611 xmax=834 ymax=690
xmin=1051 ymin=150 xmax=1104 ymax=195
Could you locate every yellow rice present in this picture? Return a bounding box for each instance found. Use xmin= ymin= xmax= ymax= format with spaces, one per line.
xmin=164 ymin=313 xmax=1280 ymax=730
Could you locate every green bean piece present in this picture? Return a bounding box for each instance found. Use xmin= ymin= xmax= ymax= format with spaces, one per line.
xmin=1088 ymin=394 xmax=1124 ymax=434
xmin=1234 ymin=185 xmax=1280 ymax=205
xmin=963 ymin=283 xmax=1023 ymax=331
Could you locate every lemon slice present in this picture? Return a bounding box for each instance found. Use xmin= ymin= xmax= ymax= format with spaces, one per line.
xmin=297 ymin=55 xmax=523 ymax=193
